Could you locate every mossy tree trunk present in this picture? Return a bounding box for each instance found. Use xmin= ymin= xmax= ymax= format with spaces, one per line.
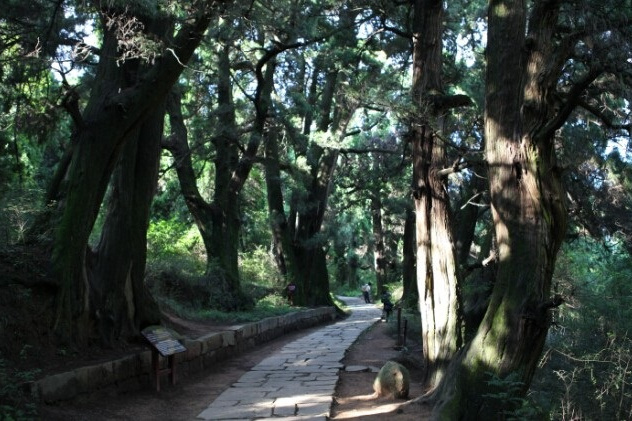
xmin=292 ymin=141 xmax=339 ymax=307
xmin=51 ymin=4 xmax=218 ymax=343
xmin=206 ymin=43 xmax=246 ymax=306
xmin=433 ymin=0 xmax=569 ymax=417
xmin=264 ymin=123 xmax=301 ymax=289
xmin=286 ymin=7 xmax=360 ymax=308
xmin=91 ymin=105 xmax=165 ymax=344
xmin=164 ymin=48 xmax=249 ymax=310
xmin=165 ymin=29 xmax=283 ymax=311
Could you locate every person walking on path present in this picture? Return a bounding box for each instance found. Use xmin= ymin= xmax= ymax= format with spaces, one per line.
xmin=285 ymin=282 xmax=296 ymax=306
xmin=197 ymin=296 xmax=381 ymax=420
xmin=361 ymin=282 xmax=372 ymax=303
xmin=380 ymin=289 xmax=394 ymax=322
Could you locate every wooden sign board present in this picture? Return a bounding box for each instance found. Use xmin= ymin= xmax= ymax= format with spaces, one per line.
xmin=142 ymin=326 xmax=187 ymax=391
xmin=142 ymin=326 xmax=187 ymax=357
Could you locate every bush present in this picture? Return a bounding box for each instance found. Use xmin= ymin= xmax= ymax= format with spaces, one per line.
xmin=531 ymin=239 xmax=632 ymax=419
xmin=147 ymin=218 xmax=206 ymax=264
xmin=0 ymin=356 xmax=39 ymax=420
xmin=239 ymin=246 xmax=282 ymax=287
xmin=0 ymin=188 xmax=43 ymax=245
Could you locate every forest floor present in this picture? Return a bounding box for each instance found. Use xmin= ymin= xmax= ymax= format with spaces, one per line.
xmin=0 ymin=246 xmax=432 ymax=419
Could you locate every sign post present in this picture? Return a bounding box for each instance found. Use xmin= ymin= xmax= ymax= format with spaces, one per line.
xmin=142 ymin=326 xmax=187 ymax=392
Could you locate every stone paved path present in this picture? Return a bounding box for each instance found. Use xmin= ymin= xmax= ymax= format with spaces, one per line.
xmin=196 ymin=296 xmax=381 ymax=420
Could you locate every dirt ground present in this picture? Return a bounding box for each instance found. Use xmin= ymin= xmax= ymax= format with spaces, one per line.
xmin=37 ymin=310 xmax=432 ymax=420
xmin=330 ymin=317 xmax=432 ymax=420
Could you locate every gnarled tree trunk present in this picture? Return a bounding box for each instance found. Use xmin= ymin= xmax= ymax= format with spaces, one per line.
xmin=50 ymin=4 xmax=218 ymax=343
xmin=433 ymin=0 xmax=567 ymax=417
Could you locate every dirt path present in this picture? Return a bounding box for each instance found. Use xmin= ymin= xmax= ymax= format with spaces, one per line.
xmin=331 ymin=319 xmax=432 ymax=420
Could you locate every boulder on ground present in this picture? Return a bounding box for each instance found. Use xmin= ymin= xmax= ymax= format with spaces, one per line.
xmin=373 ymin=360 xmax=410 ymax=399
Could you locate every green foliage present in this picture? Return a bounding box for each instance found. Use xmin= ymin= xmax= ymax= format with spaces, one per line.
xmin=240 ymin=169 xmax=273 ymax=251
xmin=531 ymin=238 xmax=632 ymax=419
xmin=146 ymin=218 xmax=205 ymax=266
xmin=239 ymin=246 xmax=282 ymax=286
xmin=330 ymin=282 xmax=364 ymax=299
xmin=484 ymin=372 xmax=543 ymax=420
xmin=0 ymin=356 xmax=39 ymax=420
xmin=0 ymin=188 xmax=43 ymax=245
xmin=149 ymin=266 xmax=294 ymax=323
xmin=151 ymin=172 xmax=193 ymax=221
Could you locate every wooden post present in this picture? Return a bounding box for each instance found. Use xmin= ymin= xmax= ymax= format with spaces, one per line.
xmin=168 ymin=354 xmax=176 ymax=386
xmin=397 ymin=307 xmax=403 ymax=346
xmin=403 ymin=318 xmax=408 ymax=347
xmin=152 ymin=349 xmax=161 ymax=392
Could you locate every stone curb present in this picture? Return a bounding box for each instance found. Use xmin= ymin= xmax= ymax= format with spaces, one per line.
xmin=29 ymin=307 xmax=337 ymax=403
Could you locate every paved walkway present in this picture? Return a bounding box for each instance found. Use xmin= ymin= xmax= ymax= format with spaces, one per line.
xmin=196 ymin=296 xmax=381 ymax=420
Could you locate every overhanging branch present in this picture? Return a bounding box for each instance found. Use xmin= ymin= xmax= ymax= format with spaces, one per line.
xmin=578 ymin=98 xmax=632 ymax=135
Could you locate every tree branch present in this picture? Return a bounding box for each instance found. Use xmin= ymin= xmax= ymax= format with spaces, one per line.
xmin=538 ymin=294 xmax=565 ymax=312
xmin=437 ymin=158 xmax=470 ymax=178
xmin=578 ymin=98 xmax=632 ymax=135
xmin=539 ymin=66 xmax=604 ymax=140
xmin=339 ymin=147 xmax=400 ymax=155
xmin=430 ymin=94 xmax=473 ymax=110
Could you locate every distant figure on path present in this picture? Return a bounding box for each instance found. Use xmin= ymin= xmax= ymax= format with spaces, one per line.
xmin=380 ymin=290 xmax=393 ymax=321
xmin=286 ymin=282 xmax=296 ymax=305
xmin=361 ymin=282 xmax=372 ymax=303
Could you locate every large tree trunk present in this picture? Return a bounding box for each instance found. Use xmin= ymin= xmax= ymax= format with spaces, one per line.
xmin=292 ymin=144 xmax=339 ymax=307
xmin=164 ymin=89 xmax=216 ymax=258
xmin=50 ymin=4 xmax=218 ymax=343
xmin=284 ymin=6 xmax=362 ymax=308
xmin=411 ymin=0 xmax=462 ymax=392
xmin=91 ymin=103 xmax=165 ymax=345
xmin=165 ymin=33 xmax=279 ymax=311
xmin=401 ymin=205 xmax=417 ymax=307
xmin=433 ymin=0 xmax=567 ymax=417
xmin=289 ymin=65 xmax=334 ymax=306
xmin=164 ymin=59 xmax=253 ymax=311
xmin=206 ymin=43 xmax=246 ymax=306
xmin=89 ymin=14 xmax=176 ymax=346
xmin=264 ymin=124 xmax=301 ymax=289
xmin=370 ymin=192 xmax=387 ymax=294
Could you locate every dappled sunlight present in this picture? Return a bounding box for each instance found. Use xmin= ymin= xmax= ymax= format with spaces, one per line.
xmin=332 ymin=402 xmax=405 ymax=419
xmin=332 ymin=393 xmax=423 ymax=419
xmin=335 ymin=317 xmax=382 ymax=327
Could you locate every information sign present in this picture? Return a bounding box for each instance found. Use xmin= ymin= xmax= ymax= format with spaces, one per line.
xmin=142 ymin=327 xmax=187 ymax=356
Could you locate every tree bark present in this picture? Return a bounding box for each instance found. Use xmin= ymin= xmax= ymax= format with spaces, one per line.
xmin=206 ymin=43 xmax=248 ymax=307
xmin=292 ymin=143 xmax=339 ymax=306
xmin=289 ymin=7 xmax=359 ymax=307
xmin=92 ymin=104 xmax=164 ymax=345
xmin=164 ymin=48 xmax=254 ymax=311
xmin=411 ymin=0 xmax=462 ymax=392
xmin=264 ymin=123 xmax=302 ymax=290
xmin=433 ymin=0 xmax=568 ymax=417
xmin=371 ymin=191 xmax=387 ymax=295
xmin=401 ymin=205 xmax=417 ymax=307
xmin=50 ymin=3 xmax=221 ymax=342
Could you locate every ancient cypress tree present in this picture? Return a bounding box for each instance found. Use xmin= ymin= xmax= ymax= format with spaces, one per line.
xmin=49 ymin=1 xmax=229 ymax=343
xmin=433 ymin=0 xmax=632 ymax=416
xmin=410 ymin=0 xmax=471 ymax=391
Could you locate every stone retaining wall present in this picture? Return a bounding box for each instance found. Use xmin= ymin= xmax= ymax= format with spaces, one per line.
xmin=30 ymin=307 xmax=336 ymax=403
